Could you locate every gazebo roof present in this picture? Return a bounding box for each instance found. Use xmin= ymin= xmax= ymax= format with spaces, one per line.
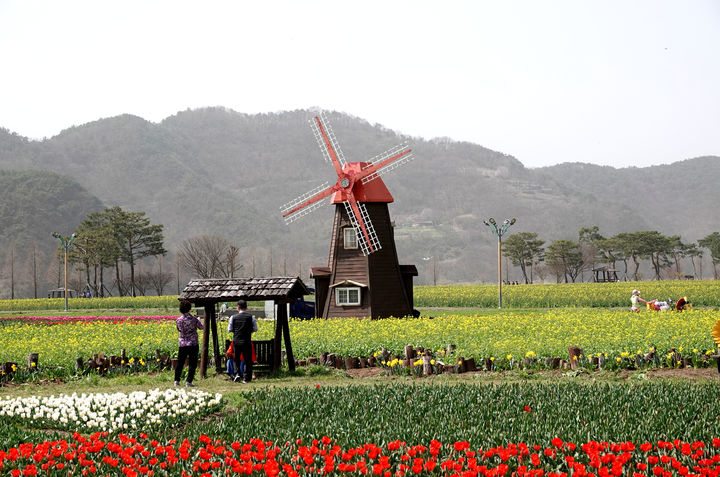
xmin=178 ymin=276 xmax=311 ymax=304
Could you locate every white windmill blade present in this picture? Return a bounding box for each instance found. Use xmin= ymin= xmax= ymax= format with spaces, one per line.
xmin=310 ymin=112 xmax=347 ymax=167
xmin=343 ymin=200 xmax=382 ymax=256
xmin=360 ymin=142 xmax=415 ymax=185
xmin=280 ymin=181 xmax=331 ymax=224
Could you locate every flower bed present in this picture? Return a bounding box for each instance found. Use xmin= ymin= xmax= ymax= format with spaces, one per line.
xmin=0 ymin=315 xmax=177 ymax=323
xmin=1 ymin=309 xmax=718 ymax=384
xmin=414 ymin=280 xmax=720 ymax=308
xmin=1 ymin=433 xmax=719 ymax=476
xmin=0 ymin=388 xmax=223 ymax=433
xmin=0 ymin=296 xmax=179 ymax=311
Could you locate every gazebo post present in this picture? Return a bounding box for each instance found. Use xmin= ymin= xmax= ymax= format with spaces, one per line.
xmin=280 ymin=299 xmax=296 ymax=372
xmin=199 ymin=303 xmax=212 ymax=378
xmin=209 ymin=305 xmax=222 ymax=373
xmin=273 ymin=300 xmax=282 ymax=371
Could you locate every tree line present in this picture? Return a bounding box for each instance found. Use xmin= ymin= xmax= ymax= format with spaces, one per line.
xmin=66 ymin=206 xmax=167 ymax=297
xmin=502 ymin=226 xmax=720 ymax=284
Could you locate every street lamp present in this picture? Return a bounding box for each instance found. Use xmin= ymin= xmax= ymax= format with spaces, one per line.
xmin=52 ymin=232 xmax=77 ymax=312
xmin=422 ymin=256 xmax=437 ymax=286
xmin=483 ymin=218 xmax=516 ymax=309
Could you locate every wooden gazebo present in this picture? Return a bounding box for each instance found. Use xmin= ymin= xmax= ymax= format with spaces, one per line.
xmin=178 ymin=276 xmax=311 ymax=378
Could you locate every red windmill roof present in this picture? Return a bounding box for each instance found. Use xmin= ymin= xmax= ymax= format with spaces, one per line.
xmin=330 ymin=162 xmax=395 ymax=204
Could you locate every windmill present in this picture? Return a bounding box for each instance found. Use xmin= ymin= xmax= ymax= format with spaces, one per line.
xmin=281 ymin=112 xmax=418 ymax=319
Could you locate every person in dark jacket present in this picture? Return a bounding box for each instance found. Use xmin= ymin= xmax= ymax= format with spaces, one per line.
xmin=227 ymin=299 xmax=257 ymax=383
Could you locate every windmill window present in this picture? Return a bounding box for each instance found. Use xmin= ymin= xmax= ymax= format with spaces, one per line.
xmin=343 ymin=227 xmax=358 ymax=249
xmin=335 ymin=287 xmax=361 ymax=306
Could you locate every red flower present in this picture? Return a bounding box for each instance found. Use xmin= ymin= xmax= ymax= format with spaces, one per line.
xmin=524 ymin=406 xmax=532 ymax=412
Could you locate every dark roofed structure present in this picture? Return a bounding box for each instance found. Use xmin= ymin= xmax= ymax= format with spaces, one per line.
xmin=179 ymin=277 xmax=310 ymax=303
xmin=178 ymin=276 xmax=311 ymax=378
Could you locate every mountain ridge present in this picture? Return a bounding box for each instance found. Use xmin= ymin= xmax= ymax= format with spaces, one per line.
xmin=0 ymin=108 xmax=717 ymax=287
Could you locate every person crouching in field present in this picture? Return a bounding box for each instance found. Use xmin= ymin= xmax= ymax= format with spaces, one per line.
xmin=675 ymin=296 xmax=692 ymax=311
xmin=175 ymin=300 xmax=203 ymax=387
xmin=225 ymin=339 xmax=257 ymax=379
xmin=630 ymin=289 xmax=648 ymax=312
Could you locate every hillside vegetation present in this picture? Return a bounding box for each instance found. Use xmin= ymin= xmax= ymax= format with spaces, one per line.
xmin=0 ymin=110 xmax=717 ymax=287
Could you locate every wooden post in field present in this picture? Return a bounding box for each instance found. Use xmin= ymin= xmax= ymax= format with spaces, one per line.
xmin=208 ymin=305 xmax=222 ymax=374
xmin=200 ymin=305 xmax=211 ymax=378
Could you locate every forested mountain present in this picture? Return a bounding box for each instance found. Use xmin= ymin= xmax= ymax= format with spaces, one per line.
xmin=0 ymin=109 xmax=717 ymax=293
xmin=536 ymin=158 xmax=720 ymax=238
xmin=0 ymin=169 xmax=104 ymax=296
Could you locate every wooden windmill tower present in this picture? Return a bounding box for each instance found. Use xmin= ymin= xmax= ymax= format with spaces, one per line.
xmin=281 ymin=112 xmax=418 ymax=319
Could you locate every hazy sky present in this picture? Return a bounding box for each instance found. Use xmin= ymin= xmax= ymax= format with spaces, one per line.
xmin=1 ymin=1 xmax=718 ymax=169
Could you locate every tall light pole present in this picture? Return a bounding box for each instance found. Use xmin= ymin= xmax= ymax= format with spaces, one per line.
xmin=422 ymin=256 xmax=437 ymax=285
xmin=52 ymin=232 xmax=77 ymax=312
xmin=483 ymin=218 xmax=516 ymax=309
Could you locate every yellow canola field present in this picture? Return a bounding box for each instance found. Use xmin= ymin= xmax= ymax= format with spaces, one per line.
xmin=1 ymin=309 xmax=718 ymax=368
xmin=414 ymin=280 xmax=720 ymax=308
xmin=1 ymin=321 xmax=178 ymax=368
xmin=283 ymin=309 xmax=720 ymax=362
xmin=0 ymin=296 xmax=178 ymax=312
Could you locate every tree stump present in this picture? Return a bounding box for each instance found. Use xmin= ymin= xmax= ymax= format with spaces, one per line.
xmin=344 ymin=357 xmax=358 ymax=370
xmin=334 ymin=356 xmax=344 ymax=370
xmin=27 ymin=353 xmax=39 ymax=371
xmin=298 ymin=359 xmax=307 ymax=367
xmin=75 ymin=357 xmax=85 ymax=372
xmin=404 ymin=345 xmax=416 ymax=360
xmin=457 ymin=357 xmax=466 ymax=373
xmin=368 ymin=356 xmax=376 ymax=367
xmin=446 ymin=344 xmax=456 ymax=356
xmin=465 ymin=357 xmax=476 ymax=372
xmin=422 ymin=354 xmax=433 ymax=376
xmin=484 ymin=358 xmax=494 ymax=371
xmin=307 ymin=357 xmax=319 ymax=365
xmin=320 ymin=352 xmax=329 ymax=366
xmin=3 ymin=362 xmax=18 ymax=375
xmin=568 ymin=346 xmax=583 ymax=370
xmin=325 ymin=354 xmax=336 ymax=367
xmin=358 ymin=357 xmax=368 ymax=368
xmin=543 ymin=357 xmax=560 ymax=369
xmin=670 ymin=348 xmax=682 ymax=367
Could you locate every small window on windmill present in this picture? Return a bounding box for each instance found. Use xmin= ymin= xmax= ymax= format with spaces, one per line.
xmin=343 ymin=227 xmax=358 ymax=249
xmin=336 ymin=287 xmax=361 ymax=306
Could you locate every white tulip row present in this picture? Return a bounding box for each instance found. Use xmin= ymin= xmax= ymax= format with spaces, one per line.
xmin=0 ymin=388 xmax=223 ymax=432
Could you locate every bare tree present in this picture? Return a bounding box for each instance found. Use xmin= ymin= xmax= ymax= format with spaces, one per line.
xmin=177 ymin=236 xmax=243 ymax=278
xmin=146 ymin=257 xmax=174 ymax=295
